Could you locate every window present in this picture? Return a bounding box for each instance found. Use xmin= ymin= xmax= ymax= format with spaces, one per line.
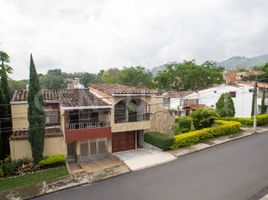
xmin=45 ymin=110 xmax=59 ymax=125
xmin=214 ymin=91 xmax=217 ymax=93
xmin=229 ymin=91 xmax=236 ymax=98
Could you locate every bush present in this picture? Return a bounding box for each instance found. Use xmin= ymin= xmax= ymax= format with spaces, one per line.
xmin=191 ymin=109 xmax=218 ymax=130
xmin=2 ymin=160 xmax=17 ymax=177
xmin=174 ymin=117 xmax=192 ymax=134
xmin=144 ymin=132 xmax=174 ymax=151
xmin=172 ymin=120 xmax=241 ymax=149
xmin=221 ymin=114 xmax=268 ymax=126
xmin=39 ymin=155 xmax=66 ymax=168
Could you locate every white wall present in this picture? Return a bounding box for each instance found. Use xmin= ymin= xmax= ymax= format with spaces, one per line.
xmin=169 ymin=98 xmax=182 ymax=110
xmin=185 ymin=85 xmax=254 ymax=117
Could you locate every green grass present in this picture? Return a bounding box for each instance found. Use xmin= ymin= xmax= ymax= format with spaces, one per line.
xmin=0 ymin=166 xmax=68 ymax=192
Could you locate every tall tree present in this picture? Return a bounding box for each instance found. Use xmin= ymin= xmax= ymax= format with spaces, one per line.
xmin=215 ymin=93 xmax=235 ymax=117
xmin=0 ymin=50 xmax=12 ymax=157
xmin=0 ymin=84 xmax=7 ymax=159
xmin=28 ymin=54 xmax=45 ymax=164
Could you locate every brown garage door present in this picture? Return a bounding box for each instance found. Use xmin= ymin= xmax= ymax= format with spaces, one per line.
xmin=112 ymin=131 xmax=135 ymax=153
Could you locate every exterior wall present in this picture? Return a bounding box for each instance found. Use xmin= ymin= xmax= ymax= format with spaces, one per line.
xmin=169 ymin=97 xmax=181 ymax=110
xmin=65 ymin=127 xmax=112 ymax=142
xmin=150 ymin=111 xmax=175 ymax=134
xmin=10 ymin=136 xmax=67 ymax=160
xmin=112 ymin=121 xmax=151 ymax=132
xmin=11 ymin=103 xmax=28 ymax=129
xmin=186 ymin=85 xmax=253 ymax=118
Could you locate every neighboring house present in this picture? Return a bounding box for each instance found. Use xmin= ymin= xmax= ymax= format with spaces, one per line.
xmin=67 ymin=77 xmax=85 ymax=89
xmin=184 ymin=84 xmax=254 ymax=117
xmin=10 ymin=89 xmax=112 ymax=162
xmin=163 ymin=91 xmax=193 ymax=116
xmin=223 ymin=70 xmax=263 ymax=85
xmin=10 ymin=84 xmax=174 ymax=162
xmin=89 ymin=84 xmax=174 ymax=152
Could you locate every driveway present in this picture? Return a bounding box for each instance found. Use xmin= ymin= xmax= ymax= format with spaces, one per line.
xmin=114 ymin=148 xmax=176 ymax=171
xmin=35 ymin=132 xmax=268 ymax=200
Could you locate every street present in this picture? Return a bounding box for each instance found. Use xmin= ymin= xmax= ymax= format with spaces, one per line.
xmin=35 ymin=132 xmax=268 ymax=200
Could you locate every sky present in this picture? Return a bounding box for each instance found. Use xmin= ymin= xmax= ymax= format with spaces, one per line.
xmin=0 ymin=0 xmax=268 ymax=80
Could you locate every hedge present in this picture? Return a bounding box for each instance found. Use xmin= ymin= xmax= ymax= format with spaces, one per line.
xmin=172 ymin=120 xmax=241 ymax=149
xmin=144 ymin=132 xmax=174 ymax=151
xmin=39 ymin=155 xmax=66 ymax=168
xmin=221 ymin=114 xmax=268 ymax=126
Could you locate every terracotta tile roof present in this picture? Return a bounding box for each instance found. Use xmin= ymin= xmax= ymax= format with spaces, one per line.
xmin=89 ymin=83 xmax=157 ymax=95
xmin=237 ymin=81 xmax=268 ymax=89
xmin=58 ymin=89 xmax=109 ymax=107
xmin=10 ymin=127 xmax=63 ymax=140
xmin=12 ymin=89 xmax=59 ymax=102
xmin=11 ymin=89 xmax=110 ymax=107
xmin=164 ymin=91 xmax=193 ymax=98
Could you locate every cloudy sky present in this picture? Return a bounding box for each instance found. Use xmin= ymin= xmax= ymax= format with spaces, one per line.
xmin=1 ymin=0 xmax=268 ymax=80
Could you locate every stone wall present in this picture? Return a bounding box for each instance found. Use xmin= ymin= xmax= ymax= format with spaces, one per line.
xmin=150 ymin=111 xmax=175 ymax=135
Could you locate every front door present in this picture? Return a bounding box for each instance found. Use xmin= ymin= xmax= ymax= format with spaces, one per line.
xmin=67 ymin=142 xmax=76 ymax=161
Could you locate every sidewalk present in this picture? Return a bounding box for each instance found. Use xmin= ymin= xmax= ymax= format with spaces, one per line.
xmin=169 ymin=126 xmax=268 ymax=157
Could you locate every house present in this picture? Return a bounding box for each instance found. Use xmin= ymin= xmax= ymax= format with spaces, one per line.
xmin=10 ymin=84 xmax=174 ymax=162
xmin=10 ymin=89 xmax=112 ymax=162
xmin=223 ymin=70 xmax=263 ymax=85
xmin=184 ymin=84 xmax=254 ymax=117
xmin=185 ymin=82 xmax=268 ymax=117
xmin=89 ymin=83 xmax=174 ymax=152
xmin=163 ymin=91 xmax=193 ymax=116
xmin=67 ymin=77 xmax=85 ymax=89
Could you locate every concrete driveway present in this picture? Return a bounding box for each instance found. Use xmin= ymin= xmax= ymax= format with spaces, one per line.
xmin=114 ymin=148 xmax=176 ymax=171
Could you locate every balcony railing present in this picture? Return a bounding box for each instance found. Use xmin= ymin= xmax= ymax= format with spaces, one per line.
xmin=67 ymin=121 xmax=110 ymax=130
xmin=115 ymin=113 xmax=150 ymax=123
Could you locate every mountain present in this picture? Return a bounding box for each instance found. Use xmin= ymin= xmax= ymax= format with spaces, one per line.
xmin=218 ymin=54 xmax=268 ymax=69
xmin=150 ymin=54 xmax=268 ymax=75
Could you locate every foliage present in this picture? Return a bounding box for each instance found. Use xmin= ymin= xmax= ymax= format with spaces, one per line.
xmin=100 ymin=66 xmax=154 ymax=88
xmin=191 ymin=109 xmax=218 ymax=130
xmin=0 ymin=166 xmax=68 ymax=192
xmin=0 ymin=166 xmax=3 ymax=177
xmin=154 ymin=60 xmax=224 ymax=91
xmin=261 ymin=89 xmax=267 ymax=114
xmin=0 ymin=156 xmax=31 ymax=177
xmin=28 ymin=54 xmax=46 ymax=164
xmin=40 ymin=73 xmax=66 ymax=89
xmin=174 ymin=117 xmax=192 ymax=134
xmin=8 ymin=79 xmax=28 ymax=93
xmin=221 ymin=114 xmax=268 ymax=126
xmin=172 ymin=120 xmax=241 ymax=149
xmin=0 ymin=50 xmax=12 ymax=159
xmin=144 ymin=132 xmax=174 ymax=151
xmin=39 ymin=155 xmax=66 ymax=168
xmin=216 ymin=93 xmax=235 ymax=117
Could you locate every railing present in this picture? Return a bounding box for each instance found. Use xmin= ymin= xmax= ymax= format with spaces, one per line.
xmin=115 ymin=113 xmax=150 ymax=123
xmin=67 ymin=121 xmax=111 ymax=130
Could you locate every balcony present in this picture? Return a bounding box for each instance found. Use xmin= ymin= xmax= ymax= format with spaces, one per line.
xmin=64 ymin=108 xmax=112 ymax=142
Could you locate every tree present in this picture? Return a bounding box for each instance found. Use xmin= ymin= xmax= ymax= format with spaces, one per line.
xmin=191 ymin=109 xmax=218 ymax=130
xmin=215 ymin=93 xmax=235 ymax=117
xmin=0 ymin=50 xmax=12 ymax=157
xmin=0 ymin=84 xmax=7 ymax=159
xmin=154 ymin=60 xmax=224 ymax=91
xmin=28 ymin=54 xmax=45 ymax=164
xmin=261 ymin=89 xmax=267 ymax=114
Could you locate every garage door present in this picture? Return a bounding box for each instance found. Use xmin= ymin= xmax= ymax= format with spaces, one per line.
xmin=112 ymin=131 xmax=135 ymax=153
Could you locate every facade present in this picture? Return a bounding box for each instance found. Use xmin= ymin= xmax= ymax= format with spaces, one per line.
xmin=163 ymin=91 xmax=194 ymax=116
xmin=183 ymin=84 xmax=261 ymax=117
xmin=89 ymin=83 xmax=172 ymax=152
xmin=10 ymin=89 xmax=112 ymax=162
xmin=10 ymin=84 xmax=173 ymax=162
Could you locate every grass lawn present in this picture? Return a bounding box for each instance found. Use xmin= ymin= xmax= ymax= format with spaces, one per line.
xmin=0 ymin=166 xmax=68 ymax=192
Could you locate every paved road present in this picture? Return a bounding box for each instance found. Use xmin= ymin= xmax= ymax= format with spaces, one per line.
xmin=36 ymin=133 xmax=268 ymax=200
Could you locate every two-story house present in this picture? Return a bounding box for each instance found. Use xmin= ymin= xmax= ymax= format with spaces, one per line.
xmin=10 ymin=84 xmax=173 ymax=163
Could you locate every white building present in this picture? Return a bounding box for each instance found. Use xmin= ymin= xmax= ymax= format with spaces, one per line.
xmin=184 ymin=84 xmax=254 ymax=117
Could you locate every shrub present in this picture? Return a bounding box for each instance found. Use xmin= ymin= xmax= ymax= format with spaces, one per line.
xmin=144 ymin=132 xmax=174 ymax=151
xmin=18 ymin=162 xmax=40 ymax=176
xmin=216 ymin=93 xmax=235 ymax=117
xmin=172 ymin=120 xmax=241 ymax=149
xmin=191 ymin=109 xmax=218 ymax=130
xmin=39 ymin=155 xmax=66 ymax=168
xmin=221 ymin=114 xmax=268 ymax=126
xmin=2 ymin=160 xmax=17 ymax=177
xmin=174 ymin=117 xmax=192 ymax=134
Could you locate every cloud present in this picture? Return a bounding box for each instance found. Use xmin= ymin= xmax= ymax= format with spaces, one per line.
xmin=0 ymin=0 xmax=268 ymax=79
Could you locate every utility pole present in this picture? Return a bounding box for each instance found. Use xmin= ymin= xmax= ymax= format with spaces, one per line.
xmin=253 ymin=75 xmax=258 ymax=133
